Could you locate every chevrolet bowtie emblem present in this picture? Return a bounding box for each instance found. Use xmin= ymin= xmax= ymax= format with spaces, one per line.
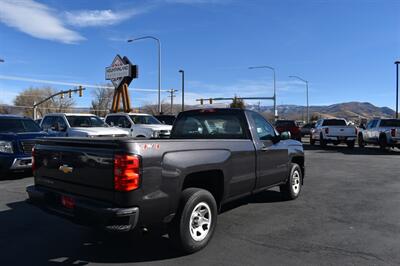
xmin=59 ymin=164 xmax=73 ymax=174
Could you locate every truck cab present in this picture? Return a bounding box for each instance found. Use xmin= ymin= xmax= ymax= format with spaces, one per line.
xmin=40 ymin=113 xmax=128 ymax=138
xmin=105 ymin=113 xmax=172 ymax=138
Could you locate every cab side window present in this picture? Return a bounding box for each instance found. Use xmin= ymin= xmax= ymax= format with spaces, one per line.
xmin=117 ymin=116 xmax=131 ymax=128
xmin=250 ymin=112 xmax=275 ymax=141
xmin=41 ymin=116 xmax=54 ymax=131
xmin=53 ymin=117 xmax=67 ymax=131
xmin=105 ymin=116 xmax=118 ymax=126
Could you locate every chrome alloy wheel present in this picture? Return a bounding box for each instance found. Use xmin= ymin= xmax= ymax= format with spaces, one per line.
xmin=292 ymin=170 xmax=301 ymax=195
xmin=189 ymin=202 xmax=211 ymax=241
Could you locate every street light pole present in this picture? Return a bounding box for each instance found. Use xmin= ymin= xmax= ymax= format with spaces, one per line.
xmin=289 ymin=75 xmax=309 ymax=123
xmin=179 ymin=70 xmax=185 ymax=112
xmin=249 ymin=66 xmax=277 ymax=120
xmin=395 ymin=61 xmax=400 ymax=119
xmin=127 ymin=36 xmax=162 ymax=114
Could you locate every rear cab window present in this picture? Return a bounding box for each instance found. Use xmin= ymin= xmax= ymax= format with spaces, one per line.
xmin=171 ymin=110 xmax=249 ymax=139
xmin=322 ymin=119 xmax=347 ymax=126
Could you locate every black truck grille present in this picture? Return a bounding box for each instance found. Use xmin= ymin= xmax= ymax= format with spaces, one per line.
xmin=20 ymin=140 xmax=35 ymax=155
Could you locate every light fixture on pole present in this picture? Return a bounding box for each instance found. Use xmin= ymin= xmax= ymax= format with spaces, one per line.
xmin=179 ymin=70 xmax=185 ymax=112
xmin=395 ymin=61 xmax=400 ymax=119
xmin=127 ymin=36 xmax=162 ymax=114
xmin=249 ymin=66 xmax=277 ymax=120
xmin=289 ymin=75 xmax=309 ymax=123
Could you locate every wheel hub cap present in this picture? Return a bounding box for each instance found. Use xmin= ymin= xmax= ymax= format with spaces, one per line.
xmin=189 ymin=202 xmax=211 ymax=241
xmin=292 ymin=170 xmax=301 ymax=195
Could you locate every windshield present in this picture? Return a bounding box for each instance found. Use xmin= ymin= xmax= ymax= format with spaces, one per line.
xmin=130 ymin=115 xmax=161 ymax=125
xmin=66 ymin=116 xmax=107 ymax=128
xmin=275 ymin=120 xmax=296 ymax=127
xmin=322 ymin=119 xmax=347 ymax=126
xmin=380 ymin=119 xmax=400 ymax=127
xmin=0 ymin=118 xmax=42 ymax=133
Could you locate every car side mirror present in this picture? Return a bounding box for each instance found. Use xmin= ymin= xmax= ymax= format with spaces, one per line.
xmin=360 ymin=124 xmax=366 ymax=130
xmin=280 ymin=131 xmax=291 ymax=140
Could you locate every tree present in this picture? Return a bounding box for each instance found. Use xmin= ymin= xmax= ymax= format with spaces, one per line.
xmin=91 ymin=85 xmax=114 ymax=117
xmin=0 ymin=102 xmax=11 ymax=114
xmin=14 ymin=87 xmax=75 ymax=118
xmin=230 ymin=95 xmax=245 ymax=109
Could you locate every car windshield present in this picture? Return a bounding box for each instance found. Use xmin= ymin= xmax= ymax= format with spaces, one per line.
xmin=322 ymin=119 xmax=347 ymax=126
xmin=380 ymin=119 xmax=400 ymax=127
xmin=275 ymin=120 xmax=296 ymax=127
xmin=130 ymin=115 xmax=162 ymax=125
xmin=66 ymin=116 xmax=107 ymax=127
xmin=0 ymin=118 xmax=42 ymax=133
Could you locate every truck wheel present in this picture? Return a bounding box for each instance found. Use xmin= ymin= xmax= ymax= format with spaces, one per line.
xmin=347 ymin=140 xmax=355 ymax=148
xmin=358 ymin=134 xmax=365 ymax=148
xmin=379 ymin=135 xmax=389 ymax=151
xmin=168 ymin=188 xmax=217 ymax=254
xmin=310 ymin=135 xmax=315 ymax=145
xmin=280 ymin=163 xmax=302 ymax=200
xmin=320 ymin=134 xmax=327 ymax=148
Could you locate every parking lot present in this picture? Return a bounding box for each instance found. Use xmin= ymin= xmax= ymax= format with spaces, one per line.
xmin=1 ymin=142 xmax=400 ymax=266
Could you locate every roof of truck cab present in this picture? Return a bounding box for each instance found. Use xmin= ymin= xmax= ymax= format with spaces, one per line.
xmin=107 ymin=113 xmax=152 ymax=116
xmin=44 ymin=113 xmax=96 ymax=116
xmin=0 ymin=114 xmax=31 ymax=119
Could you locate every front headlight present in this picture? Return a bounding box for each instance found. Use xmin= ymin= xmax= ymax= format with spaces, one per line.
xmin=0 ymin=141 xmax=14 ymax=154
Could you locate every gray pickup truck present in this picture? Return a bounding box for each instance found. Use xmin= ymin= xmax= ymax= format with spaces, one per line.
xmin=27 ymin=108 xmax=305 ymax=253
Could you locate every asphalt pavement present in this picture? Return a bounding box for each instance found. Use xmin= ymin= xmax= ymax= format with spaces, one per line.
xmin=1 ymin=142 xmax=400 ymax=266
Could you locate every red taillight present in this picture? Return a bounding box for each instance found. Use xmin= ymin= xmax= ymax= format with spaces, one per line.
xmin=32 ymin=147 xmax=36 ymax=174
xmin=325 ymin=128 xmax=329 ymax=134
xmin=391 ymin=128 xmax=396 ymax=137
xmin=114 ymin=154 xmax=141 ymax=191
xmin=61 ymin=195 xmax=75 ymax=209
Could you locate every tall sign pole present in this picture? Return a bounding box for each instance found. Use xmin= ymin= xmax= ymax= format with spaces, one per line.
xmin=106 ymin=55 xmax=138 ymax=113
xmin=395 ymin=61 xmax=400 ymax=119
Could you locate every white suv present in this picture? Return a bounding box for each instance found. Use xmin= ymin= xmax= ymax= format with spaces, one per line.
xmin=40 ymin=113 xmax=128 ymax=137
xmin=105 ymin=113 xmax=172 ymax=138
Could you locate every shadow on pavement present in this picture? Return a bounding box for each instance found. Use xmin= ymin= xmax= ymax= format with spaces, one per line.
xmin=0 ymin=201 xmax=184 ymax=265
xmin=0 ymin=171 xmax=32 ymax=181
xmin=1 ymin=190 xmax=289 ymax=265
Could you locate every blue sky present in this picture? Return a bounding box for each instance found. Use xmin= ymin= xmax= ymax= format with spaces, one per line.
xmin=0 ymin=0 xmax=399 ymax=109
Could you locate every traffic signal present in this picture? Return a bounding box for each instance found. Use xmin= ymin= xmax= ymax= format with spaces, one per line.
xmin=209 ymin=98 xmax=213 ymax=104
xmin=68 ymin=90 xmax=72 ymax=98
xmin=60 ymin=92 xmax=64 ymax=99
xmin=78 ymin=86 xmax=83 ymax=97
xmin=200 ymin=99 xmax=204 ymax=105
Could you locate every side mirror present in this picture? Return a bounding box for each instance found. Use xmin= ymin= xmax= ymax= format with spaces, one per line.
xmin=360 ymin=124 xmax=366 ymax=130
xmin=280 ymin=131 xmax=291 ymax=140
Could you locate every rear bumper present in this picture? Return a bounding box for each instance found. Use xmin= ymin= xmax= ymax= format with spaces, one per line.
xmin=325 ymin=136 xmax=356 ymax=142
xmin=26 ymin=185 xmax=139 ymax=232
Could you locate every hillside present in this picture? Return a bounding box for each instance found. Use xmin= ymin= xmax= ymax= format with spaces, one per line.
xmin=246 ymin=101 xmax=395 ymax=121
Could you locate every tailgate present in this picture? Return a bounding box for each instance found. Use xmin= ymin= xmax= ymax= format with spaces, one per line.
xmin=328 ymin=126 xmax=355 ymax=136
xmin=34 ymin=139 xmax=120 ymax=200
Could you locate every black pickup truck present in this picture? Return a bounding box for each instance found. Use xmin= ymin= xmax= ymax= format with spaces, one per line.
xmin=27 ymin=108 xmax=305 ymax=253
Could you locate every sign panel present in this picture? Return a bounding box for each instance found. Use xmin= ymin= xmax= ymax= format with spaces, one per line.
xmin=105 ymin=55 xmax=136 ymax=88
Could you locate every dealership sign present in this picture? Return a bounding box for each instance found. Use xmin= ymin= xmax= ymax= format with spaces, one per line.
xmin=105 ymin=55 xmax=137 ymax=88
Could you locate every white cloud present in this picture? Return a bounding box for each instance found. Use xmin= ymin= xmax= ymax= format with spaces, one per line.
xmin=0 ymin=0 xmax=84 ymax=44
xmin=65 ymin=9 xmax=145 ymax=27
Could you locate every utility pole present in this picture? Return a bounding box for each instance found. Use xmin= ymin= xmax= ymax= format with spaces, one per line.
xmin=395 ymin=61 xmax=400 ymax=118
xmin=179 ymin=70 xmax=185 ymax=112
xmin=167 ymin=89 xmax=178 ymax=115
xmin=289 ymin=75 xmax=309 ymax=123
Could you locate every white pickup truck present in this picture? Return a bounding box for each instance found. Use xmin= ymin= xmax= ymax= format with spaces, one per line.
xmin=310 ymin=118 xmax=357 ymax=148
xmin=358 ymin=118 xmax=400 ymax=150
xmin=40 ymin=113 xmax=128 ymax=137
xmin=105 ymin=113 xmax=172 ymax=138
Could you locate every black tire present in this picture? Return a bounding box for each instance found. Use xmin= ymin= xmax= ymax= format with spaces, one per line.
xmin=320 ymin=134 xmax=327 ymax=148
xmin=280 ymin=163 xmax=302 ymax=200
xmin=347 ymin=140 xmax=355 ymax=148
xmin=310 ymin=135 xmax=315 ymax=145
xmin=379 ymin=134 xmax=388 ymax=151
xmin=168 ymin=188 xmax=217 ymax=254
xmin=358 ymin=134 xmax=365 ymax=148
